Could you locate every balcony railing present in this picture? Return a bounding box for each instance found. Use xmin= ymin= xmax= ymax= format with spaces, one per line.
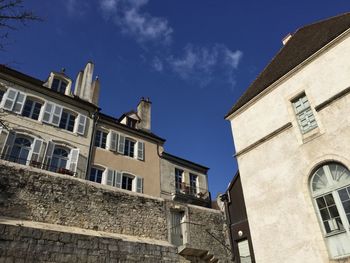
xmin=0 ymin=154 xmax=77 ymax=176
xmin=172 ymin=182 xmax=210 ymax=202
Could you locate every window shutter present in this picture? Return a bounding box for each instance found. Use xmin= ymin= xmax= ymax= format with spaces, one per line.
xmin=30 ymin=138 xmax=43 ymax=163
xmin=107 ymin=131 xmax=118 ymax=151
xmin=0 ymin=129 xmax=8 ymax=156
xmin=42 ymin=102 xmax=54 ymax=123
xmin=68 ymin=148 xmax=79 ymax=173
xmin=13 ymin=93 xmax=26 ymax=114
xmin=137 ymin=141 xmax=144 ymax=161
xmin=106 ymin=169 xmax=114 ymax=186
xmin=44 ymin=141 xmax=55 ymax=169
xmin=115 ymin=171 xmax=122 ymax=188
xmin=51 ymin=105 xmax=63 ymax=126
xmin=76 ymin=114 xmax=87 ymax=135
xmin=136 ymin=177 xmax=143 ymax=193
xmin=2 ymin=89 xmax=18 ymax=111
xmin=3 ymin=131 xmax=16 ymax=158
xmin=117 ymin=134 xmax=125 ymax=154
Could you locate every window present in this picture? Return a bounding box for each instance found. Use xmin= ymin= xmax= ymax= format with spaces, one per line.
xmin=89 ymin=167 xmax=103 ymax=183
xmin=122 ymin=174 xmax=133 ymax=191
xmin=189 ymin=173 xmax=197 ymax=195
xmin=237 ymin=239 xmax=252 ymax=263
xmin=94 ymin=130 xmax=107 ymax=148
xmin=292 ymin=94 xmax=317 ymax=134
xmin=59 ymin=111 xmax=76 ymax=132
xmin=9 ymin=136 xmax=32 ymax=165
xmin=1 ymin=88 xmax=26 ymax=114
xmin=126 ymin=117 xmax=137 ymax=128
xmin=105 ymin=169 xmax=143 ymax=193
xmin=175 ymin=168 xmax=183 ymax=192
xmin=311 ymin=162 xmax=350 ymax=258
xmin=49 ymin=147 xmax=69 ymax=172
xmin=0 ymin=89 xmax=5 ymax=103
xmin=124 ymin=138 xmax=135 ymax=157
xmin=42 ymin=102 xmax=62 ymax=126
xmin=22 ymin=99 xmax=42 ymax=120
xmin=51 ymin=78 xmax=67 ymax=94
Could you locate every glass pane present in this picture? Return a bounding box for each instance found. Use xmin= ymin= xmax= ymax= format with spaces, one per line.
xmin=342 ymin=200 xmax=350 ymax=214
xmin=338 ymin=188 xmax=349 ymax=201
xmin=336 ymin=217 xmax=344 ymax=231
xmin=328 ymin=205 xmax=340 ymax=218
xmin=323 ymin=221 xmax=331 ymax=233
xmin=324 ymin=194 xmax=335 ymax=206
xmin=316 ymin=197 xmax=326 ymax=209
xmin=320 ymin=208 xmax=330 ymax=221
xmin=312 ymin=168 xmax=328 ymax=192
xmin=329 ymin=163 xmax=350 ymax=184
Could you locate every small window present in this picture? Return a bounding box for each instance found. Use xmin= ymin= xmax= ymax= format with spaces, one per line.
xmin=89 ymin=167 xmax=103 ymax=184
xmin=95 ymin=130 xmax=107 ymax=148
xmin=51 ymin=78 xmax=67 ymax=94
xmin=124 ymin=138 xmax=135 ymax=157
xmin=59 ymin=110 xmax=76 ymax=132
xmin=175 ymin=168 xmax=183 ymax=192
xmin=292 ymin=94 xmax=317 ymax=134
xmin=126 ymin=117 xmax=137 ymax=128
xmin=22 ymin=99 xmax=42 ymax=120
xmin=122 ymin=174 xmax=133 ymax=191
xmin=189 ymin=173 xmax=197 ymax=195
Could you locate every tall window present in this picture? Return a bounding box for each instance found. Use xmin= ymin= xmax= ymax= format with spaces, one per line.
xmin=292 ymin=94 xmax=317 ymax=134
xmin=9 ymin=137 xmax=32 ymax=165
xmin=51 ymin=78 xmax=67 ymax=94
xmin=175 ymin=168 xmax=183 ymax=192
xmin=189 ymin=173 xmax=197 ymax=195
xmin=95 ymin=130 xmax=107 ymax=148
xmin=124 ymin=138 xmax=135 ymax=157
xmin=50 ymin=147 xmax=69 ymax=172
xmin=89 ymin=167 xmax=103 ymax=183
xmin=122 ymin=174 xmax=133 ymax=191
xmin=22 ymin=99 xmax=42 ymax=120
xmin=59 ymin=111 xmax=76 ymax=132
xmin=311 ymin=162 xmax=350 ymax=258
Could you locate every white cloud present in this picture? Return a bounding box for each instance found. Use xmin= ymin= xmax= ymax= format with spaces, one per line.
xmin=98 ymin=0 xmax=173 ymax=44
xmin=224 ymin=49 xmax=243 ymax=69
xmin=152 ymin=57 xmax=163 ymax=72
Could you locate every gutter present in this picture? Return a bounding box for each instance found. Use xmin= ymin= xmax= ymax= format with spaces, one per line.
xmin=85 ymin=109 xmax=100 ymax=180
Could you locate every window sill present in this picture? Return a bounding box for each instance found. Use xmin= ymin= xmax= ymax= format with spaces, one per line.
xmin=325 ymin=229 xmax=346 ymax=238
xmin=301 ymin=127 xmax=323 ymax=144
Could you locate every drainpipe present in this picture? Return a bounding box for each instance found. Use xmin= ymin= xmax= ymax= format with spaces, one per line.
xmin=85 ymin=109 xmax=100 ymax=180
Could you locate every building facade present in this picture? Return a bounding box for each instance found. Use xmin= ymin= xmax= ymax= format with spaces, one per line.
xmin=225 ymin=13 xmax=350 ymax=263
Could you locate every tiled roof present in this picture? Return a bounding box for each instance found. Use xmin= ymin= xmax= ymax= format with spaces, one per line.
xmin=225 ymin=12 xmax=350 ymax=118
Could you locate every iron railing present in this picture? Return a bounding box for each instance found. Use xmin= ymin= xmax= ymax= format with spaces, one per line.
xmin=172 ymin=181 xmax=210 ymax=200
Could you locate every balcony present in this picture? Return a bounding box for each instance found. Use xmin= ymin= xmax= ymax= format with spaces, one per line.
xmin=171 ymin=182 xmax=211 ymax=207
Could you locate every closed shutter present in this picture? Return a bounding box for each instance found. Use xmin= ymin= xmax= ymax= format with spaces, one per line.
xmin=115 ymin=171 xmax=122 ymax=188
xmin=137 ymin=141 xmax=144 ymax=161
xmin=107 ymin=131 xmax=118 ymax=151
xmin=30 ymin=138 xmax=43 ymax=163
xmin=42 ymin=102 xmax=54 ymax=123
xmin=0 ymin=129 xmax=8 ymax=156
xmin=76 ymin=114 xmax=87 ymax=135
xmin=68 ymin=148 xmax=79 ymax=173
xmin=44 ymin=141 xmax=55 ymax=169
xmin=117 ymin=134 xmax=125 ymax=154
xmin=13 ymin=93 xmax=26 ymax=114
xmin=136 ymin=177 xmax=143 ymax=193
xmin=106 ymin=169 xmax=114 ymax=186
xmin=51 ymin=105 xmax=63 ymax=126
xmin=3 ymin=131 xmax=15 ymax=158
xmin=2 ymin=89 xmax=18 ymax=111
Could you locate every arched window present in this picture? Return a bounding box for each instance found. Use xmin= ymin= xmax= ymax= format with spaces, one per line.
xmin=50 ymin=147 xmax=69 ymax=172
xmin=9 ymin=136 xmax=32 ymax=165
xmin=310 ymin=162 xmax=350 ymax=258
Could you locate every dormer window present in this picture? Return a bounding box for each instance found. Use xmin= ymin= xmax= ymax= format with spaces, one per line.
xmin=51 ymin=78 xmax=67 ymax=94
xmin=126 ymin=117 xmax=137 ymax=128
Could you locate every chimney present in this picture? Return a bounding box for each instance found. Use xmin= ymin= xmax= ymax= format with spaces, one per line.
xmin=91 ymin=76 xmax=100 ymax=106
xmin=81 ymin=62 xmax=94 ymax=102
xmin=137 ymin=97 xmax=151 ymax=131
xmin=282 ymin=33 xmax=292 ymax=45
xmin=74 ymin=70 xmax=83 ymax=97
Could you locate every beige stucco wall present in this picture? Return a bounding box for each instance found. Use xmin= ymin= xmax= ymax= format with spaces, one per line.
xmin=92 ymin=123 xmax=162 ymax=197
xmin=0 ymin=78 xmax=94 ymax=179
xmin=228 ymin=32 xmax=350 ymax=262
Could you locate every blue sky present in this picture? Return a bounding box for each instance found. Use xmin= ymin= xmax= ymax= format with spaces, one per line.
xmin=2 ymin=1 xmax=349 ymax=198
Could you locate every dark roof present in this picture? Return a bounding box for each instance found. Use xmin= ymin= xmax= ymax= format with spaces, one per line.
xmin=0 ymin=65 xmax=99 ymax=110
xmin=99 ymin=112 xmax=166 ymax=144
xmin=161 ymin=152 xmax=209 ymax=174
xmin=225 ymin=12 xmax=350 ymax=118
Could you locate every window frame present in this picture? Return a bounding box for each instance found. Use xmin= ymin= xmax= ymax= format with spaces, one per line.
xmin=51 ymin=78 xmax=68 ymax=94
xmin=21 ymin=97 xmax=43 ymax=121
xmin=94 ymin=130 xmax=108 ymax=149
xmin=292 ymin=93 xmax=318 ymax=134
xmin=59 ymin=110 xmax=76 ymax=132
xmin=89 ymin=167 xmax=104 ymax=184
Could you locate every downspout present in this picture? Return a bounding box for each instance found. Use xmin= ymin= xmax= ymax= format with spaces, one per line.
xmin=85 ymin=108 xmax=100 ymax=180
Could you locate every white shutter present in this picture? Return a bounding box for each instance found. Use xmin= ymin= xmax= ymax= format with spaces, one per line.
xmin=68 ymin=148 xmax=79 ymax=173
xmin=107 ymin=131 xmax=118 ymax=151
xmin=136 ymin=176 xmax=143 ymax=193
xmin=13 ymin=92 xmax=26 ymax=114
xmin=2 ymin=88 xmax=18 ymax=111
xmin=44 ymin=141 xmax=55 ymax=169
xmin=106 ymin=169 xmax=114 ymax=186
xmin=51 ymin=105 xmax=63 ymax=126
xmin=3 ymin=131 xmax=15 ymax=158
xmin=42 ymin=102 xmax=54 ymax=123
xmin=0 ymin=129 xmax=8 ymax=156
xmin=137 ymin=141 xmax=144 ymax=161
xmin=117 ymin=134 xmax=125 ymax=154
xmin=76 ymin=114 xmax=87 ymax=135
xmin=115 ymin=171 xmax=122 ymax=188
xmin=30 ymin=138 xmax=43 ymax=163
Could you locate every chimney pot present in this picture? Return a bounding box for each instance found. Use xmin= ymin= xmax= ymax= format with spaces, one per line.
xmin=282 ymin=33 xmax=292 ymax=45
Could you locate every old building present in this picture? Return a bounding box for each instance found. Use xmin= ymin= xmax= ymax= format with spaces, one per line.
xmin=225 ymin=13 xmax=350 ymax=262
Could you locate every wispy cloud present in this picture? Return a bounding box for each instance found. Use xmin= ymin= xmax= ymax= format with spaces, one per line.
xmin=65 ymin=0 xmax=89 ymax=16
xmin=98 ymin=0 xmax=173 ymax=44
xmin=160 ymin=44 xmax=243 ymax=88
xmin=152 ymin=57 xmax=164 ymax=72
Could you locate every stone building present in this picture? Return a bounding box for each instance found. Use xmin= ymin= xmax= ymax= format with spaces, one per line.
xmin=225 ymin=13 xmax=350 ymax=263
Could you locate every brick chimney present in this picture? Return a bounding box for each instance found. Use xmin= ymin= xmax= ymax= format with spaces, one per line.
xmin=137 ymin=97 xmax=151 ymax=131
